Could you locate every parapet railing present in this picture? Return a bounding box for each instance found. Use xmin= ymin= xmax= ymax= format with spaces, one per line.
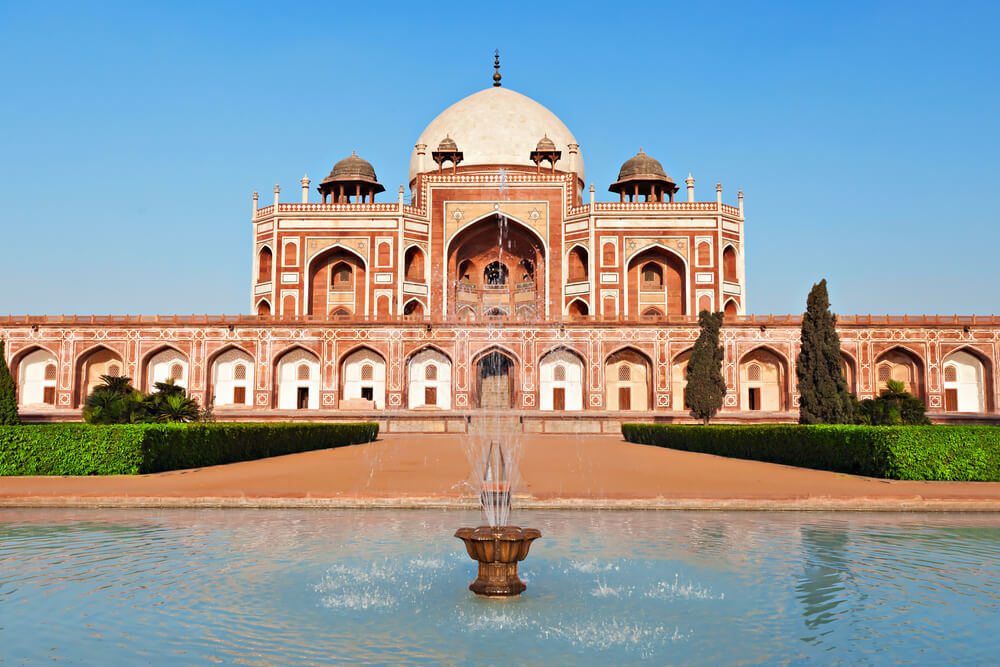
xmin=567 ymin=202 xmax=742 ymax=217
xmin=2 ymin=314 xmax=998 ymax=327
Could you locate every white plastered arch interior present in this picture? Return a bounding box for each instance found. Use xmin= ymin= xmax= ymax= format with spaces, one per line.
xmin=275 ymin=348 xmax=321 ymax=410
xmin=342 ymin=348 xmax=386 ymax=409
xmin=17 ymin=348 xmax=58 ymax=407
xmin=407 ymin=348 xmax=452 ymax=409
xmin=211 ymin=347 xmax=255 ymax=407
xmin=539 ymin=348 xmax=584 ymax=410
xmin=147 ymin=348 xmax=189 ymax=391
xmin=942 ymin=350 xmax=986 ymax=412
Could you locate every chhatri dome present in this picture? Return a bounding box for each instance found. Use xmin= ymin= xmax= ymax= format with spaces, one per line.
xmin=408 ymin=86 xmax=584 ymax=185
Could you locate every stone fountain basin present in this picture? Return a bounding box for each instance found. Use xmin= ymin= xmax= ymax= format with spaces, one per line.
xmin=454 ymin=526 xmax=542 ymax=597
xmin=455 ymin=526 xmax=541 ymax=562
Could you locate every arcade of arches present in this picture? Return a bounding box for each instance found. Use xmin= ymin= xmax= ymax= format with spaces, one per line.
xmin=10 ymin=335 xmax=999 ymax=418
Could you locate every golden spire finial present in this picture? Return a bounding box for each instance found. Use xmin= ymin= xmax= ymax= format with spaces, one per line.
xmin=493 ymin=50 xmax=501 ymax=87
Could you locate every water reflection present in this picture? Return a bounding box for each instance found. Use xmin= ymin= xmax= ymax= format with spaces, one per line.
xmin=0 ymin=509 xmax=998 ymax=665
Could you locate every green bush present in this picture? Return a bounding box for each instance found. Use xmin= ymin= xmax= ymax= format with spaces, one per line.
xmin=0 ymin=422 xmax=379 ymax=476
xmin=621 ymin=423 xmax=1000 ymax=481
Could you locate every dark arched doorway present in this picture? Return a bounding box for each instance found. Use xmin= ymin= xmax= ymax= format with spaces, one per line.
xmin=475 ymin=350 xmax=516 ymax=409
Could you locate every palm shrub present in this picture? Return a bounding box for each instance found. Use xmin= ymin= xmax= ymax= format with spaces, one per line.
xmin=854 ymin=380 xmax=930 ymax=425
xmin=796 ymin=279 xmax=853 ymax=424
xmin=83 ymin=375 xmax=202 ymax=424
xmin=686 ymin=310 xmax=727 ymax=424
xmin=0 ymin=340 xmax=19 ymax=425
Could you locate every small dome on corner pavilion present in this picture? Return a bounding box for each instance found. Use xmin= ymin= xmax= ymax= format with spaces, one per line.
xmin=535 ymin=134 xmax=556 ymax=152
xmin=437 ymin=135 xmax=459 ymax=152
xmin=322 ymin=150 xmax=382 ymax=188
xmin=616 ymin=148 xmax=669 ymax=182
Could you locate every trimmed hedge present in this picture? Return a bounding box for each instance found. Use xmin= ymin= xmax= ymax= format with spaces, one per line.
xmin=0 ymin=422 xmax=379 ymax=476
xmin=621 ymin=423 xmax=1000 ymax=481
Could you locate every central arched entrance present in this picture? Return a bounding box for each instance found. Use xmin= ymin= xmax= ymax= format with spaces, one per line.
xmin=474 ymin=349 xmax=516 ymax=409
xmin=448 ymin=215 xmax=545 ymax=320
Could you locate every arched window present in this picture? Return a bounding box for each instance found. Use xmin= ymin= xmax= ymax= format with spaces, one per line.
xmin=568 ymin=300 xmax=589 ymax=319
xmin=618 ymin=364 xmax=631 ymax=382
xmin=283 ymin=242 xmax=296 ymax=266
xmin=258 ymin=247 xmax=273 ymax=283
xmin=724 ymin=300 xmax=738 ymax=318
xmin=878 ymin=364 xmax=891 ymax=383
xmin=553 ymin=364 xmax=566 ymax=382
xmin=405 ymin=246 xmax=425 ymax=282
xmin=331 ymin=262 xmax=352 ymax=288
xmin=602 ymin=242 xmax=616 ymax=266
xmin=642 ymin=307 xmax=663 ymax=318
xmin=297 ymin=364 xmax=310 ymax=381
xmin=484 ymin=262 xmax=508 ymax=286
xmin=944 ymin=365 xmax=958 ymax=383
xmin=44 ymin=364 xmax=57 ymax=381
xmin=747 ymin=363 xmax=761 ymax=382
xmin=403 ymin=300 xmax=424 ymax=318
xmin=108 ymin=364 xmax=121 ymax=378
xmin=331 ymin=307 xmax=351 ymax=319
xmin=361 ymin=364 xmax=374 ymax=381
xmin=723 ymin=246 xmax=737 ymax=283
xmin=425 ymin=364 xmax=437 ymax=381
xmin=641 ymin=262 xmax=663 ymax=288
xmin=377 ymin=242 xmax=391 ymax=266
xmin=170 ymin=363 xmax=183 ymax=380
xmin=234 ymin=363 xmax=247 ymax=381
xmin=567 ymin=246 xmax=588 ymax=282
xmin=697 ymin=242 xmax=711 ymax=265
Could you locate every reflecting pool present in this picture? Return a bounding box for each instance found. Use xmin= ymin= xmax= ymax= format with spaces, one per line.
xmin=1 ymin=509 xmax=998 ymax=664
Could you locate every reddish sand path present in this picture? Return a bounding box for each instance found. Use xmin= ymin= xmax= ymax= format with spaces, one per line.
xmin=2 ymin=434 xmax=1000 ymax=510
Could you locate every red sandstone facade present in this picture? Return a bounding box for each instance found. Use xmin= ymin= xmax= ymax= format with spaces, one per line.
xmin=4 ymin=82 xmax=998 ymax=428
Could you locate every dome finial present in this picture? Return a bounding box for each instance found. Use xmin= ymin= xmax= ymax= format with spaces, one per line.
xmin=493 ymin=49 xmax=501 ymax=87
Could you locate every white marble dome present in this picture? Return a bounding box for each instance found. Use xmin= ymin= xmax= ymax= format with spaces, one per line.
xmin=409 ymin=87 xmax=584 ymax=184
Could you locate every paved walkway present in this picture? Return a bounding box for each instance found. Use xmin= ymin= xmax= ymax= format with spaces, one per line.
xmin=3 ymin=434 xmax=1000 ymax=510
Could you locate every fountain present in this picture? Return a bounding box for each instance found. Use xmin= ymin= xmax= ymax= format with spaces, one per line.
xmin=455 ymin=440 xmax=541 ymax=597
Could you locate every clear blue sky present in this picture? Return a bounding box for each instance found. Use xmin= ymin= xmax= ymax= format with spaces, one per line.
xmin=1 ymin=1 xmax=997 ymax=316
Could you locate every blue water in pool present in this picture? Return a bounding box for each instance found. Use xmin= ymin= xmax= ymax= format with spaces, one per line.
xmin=1 ymin=508 xmax=998 ymax=665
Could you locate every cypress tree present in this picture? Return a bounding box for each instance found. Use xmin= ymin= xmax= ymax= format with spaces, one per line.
xmin=0 ymin=339 xmax=20 ymax=425
xmin=686 ymin=310 xmax=726 ymax=425
xmin=796 ymin=279 xmax=853 ymax=424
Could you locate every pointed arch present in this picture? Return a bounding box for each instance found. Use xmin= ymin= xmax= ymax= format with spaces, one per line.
xmin=74 ymin=344 xmax=125 ymax=407
xmin=605 ymin=346 xmax=653 ymax=411
xmin=626 ymin=242 xmax=689 ymax=317
xmin=273 ymin=345 xmax=321 ymax=409
xmin=874 ymin=345 xmax=925 ymax=400
xmin=723 ymin=298 xmax=739 ymax=319
xmin=257 ymin=245 xmax=273 ymax=283
xmin=340 ymin=345 xmax=387 ymax=409
xmin=406 ymin=346 xmax=453 ymax=409
xmin=304 ymin=243 xmax=369 ymax=317
xmin=840 ymin=349 xmax=858 ymax=395
xmin=12 ymin=345 xmax=60 ymax=408
xmin=404 ymin=244 xmax=426 ymax=283
xmin=539 ymin=346 xmax=586 ymax=411
xmin=942 ymin=346 xmax=993 ymax=412
xmin=567 ymin=244 xmax=589 ymax=282
xmin=670 ymin=346 xmax=695 ymax=411
xmin=472 ymin=345 xmax=520 ymax=409
xmin=140 ymin=344 xmax=190 ymax=392
xmin=256 ymin=298 xmax=272 ymax=317
xmin=207 ymin=343 xmax=256 ymax=408
xmin=566 ymin=297 xmax=590 ymax=319
xmin=739 ymin=345 xmax=789 ymax=411
xmin=402 ymin=298 xmax=425 ymax=319
xmin=722 ymin=244 xmax=738 ymax=283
